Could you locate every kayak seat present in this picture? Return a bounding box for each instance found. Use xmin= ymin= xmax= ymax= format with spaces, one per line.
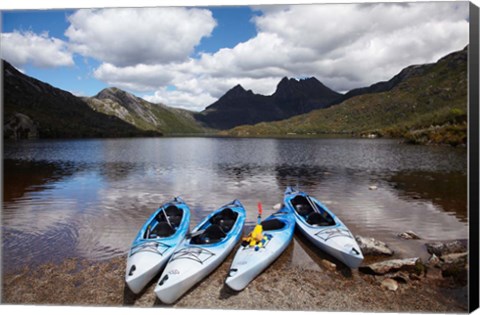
xmin=209 ymin=208 xmax=238 ymax=225
xmin=219 ymin=219 xmax=235 ymax=232
xmin=191 ymin=224 xmax=226 ymax=244
xmin=262 ymin=219 xmax=286 ymax=231
xmin=291 ymin=196 xmax=315 ymax=217
xmin=156 ymin=205 xmax=184 ymax=228
xmin=295 ymin=204 xmax=313 ymax=217
xmin=306 ymin=212 xmax=335 ymax=226
xmin=150 ymin=221 xmax=176 ymax=237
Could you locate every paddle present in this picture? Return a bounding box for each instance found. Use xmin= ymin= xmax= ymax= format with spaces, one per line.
xmin=162 ymin=207 xmax=173 ymax=229
xmin=186 ymin=230 xmax=204 ymax=239
xmin=257 ymin=202 xmax=263 ymax=224
xmin=306 ymin=196 xmax=321 ymax=214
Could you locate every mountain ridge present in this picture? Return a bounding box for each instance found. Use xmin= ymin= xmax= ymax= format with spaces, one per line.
xmin=195 ymin=76 xmax=343 ymax=130
xmin=223 ymin=47 xmax=468 ymax=146
xmin=84 ymin=87 xmax=206 ymax=134
xmin=3 ymin=60 xmax=160 ymax=139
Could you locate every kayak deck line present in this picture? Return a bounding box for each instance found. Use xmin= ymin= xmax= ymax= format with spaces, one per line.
xmin=314 ymin=227 xmax=353 ymax=242
xmin=169 ymin=247 xmax=216 ymax=265
xmin=129 ymin=241 xmax=172 ymax=257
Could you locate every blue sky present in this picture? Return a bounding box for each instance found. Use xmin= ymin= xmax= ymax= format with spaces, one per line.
xmin=2 ymin=7 xmax=259 ymax=97
xmin=1 ymin=3 xmax=470 ymax=111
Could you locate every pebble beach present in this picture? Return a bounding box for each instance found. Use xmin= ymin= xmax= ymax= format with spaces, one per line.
xmin=2 ymin=233 xmax=469 ymax=313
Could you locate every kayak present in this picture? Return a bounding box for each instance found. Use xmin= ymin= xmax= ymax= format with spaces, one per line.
xmin=284 ymin=186 xmax=363 ymax=268
xmin=125 ymin=197 xmax=191 ymax=294
xmin=154 ymin=200 xmax=246 ymax=304
xmin=225 ymin=206 xmax=295 ymax=291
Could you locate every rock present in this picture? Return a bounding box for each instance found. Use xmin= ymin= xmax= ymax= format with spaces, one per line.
xmin=398 ymin=231 xmax=421 ymax=240
xmin=359 ymin=257 xmax=422 ymax=275
xmin=425 ymin=240 xmax=466 ymax=256
xmin=355 ymin=235 xmax=394 ymax=256
xmin=386 ymin=271 xmax=410 ymax=283
xmin=427 ymin=253 xmax=440 ymax=266
xmin=381 ymin=278 xmax=398 ymax=291
xmin=369 ymin=185 xmax=378 ymax=190
xmin=320 ymin=259 xmax=337 ymax=271
xmin=4 ymin=113 xmax=39 ymax=139
xmin=440 ymin=252 xmax=468 ymax=265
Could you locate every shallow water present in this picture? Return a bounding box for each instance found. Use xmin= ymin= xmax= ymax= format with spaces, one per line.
xmin=2 ymin=137 xmax=468 ymax=272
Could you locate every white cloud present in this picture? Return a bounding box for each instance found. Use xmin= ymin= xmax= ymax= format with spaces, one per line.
xmin=93 ymin=63 xmax=175 ymax=91
xmin=86 ymin=2 xmax=469 ymax=111
xmin=65 ymin=7 xmax=216 ymax=67
xmin=0 ymin=31 xmax=74 ymax=68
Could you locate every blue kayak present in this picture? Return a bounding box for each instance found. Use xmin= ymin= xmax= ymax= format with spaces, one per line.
xmin=155 ymin=199 xmax=246 ymax=304
xmin=284 ymin=186 xmax=363 ymax=268
xmin=125 ymin=196 xmax=191 ymax=294
xmin=225 ymin=206 xmax=296 ymax=291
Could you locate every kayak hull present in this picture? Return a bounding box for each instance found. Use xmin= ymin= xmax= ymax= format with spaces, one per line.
xmin=284 ymin=187 xmax=363 ymax=269
xmin=125 ymin=197 xmax=191 ymax=294
xmin=155 ymin=200 xmax=246 ymax=304
xmin=225 ymin=208 xmax=295 ymax=291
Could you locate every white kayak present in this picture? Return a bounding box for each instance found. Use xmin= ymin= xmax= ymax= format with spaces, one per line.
xmin=125 ymin=197 xmax=191 ymax=294
xmin=154 ymin=200 xmax=246 ymax=304
xmin=284 ymin=187 xmax=363 ymax=268
xmin=225 ymin=207 xmax=295 ymax=291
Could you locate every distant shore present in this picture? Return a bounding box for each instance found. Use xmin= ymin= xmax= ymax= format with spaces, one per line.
xmin=2 ymin=237 xmax=468 ymax=312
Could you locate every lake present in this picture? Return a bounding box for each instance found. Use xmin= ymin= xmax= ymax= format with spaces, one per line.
xmin=2 ymin=137 xmax=468 ymax=273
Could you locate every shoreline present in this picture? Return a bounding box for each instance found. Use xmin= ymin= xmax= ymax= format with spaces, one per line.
xmin=2 ymin=235 xmax=469 ymax=312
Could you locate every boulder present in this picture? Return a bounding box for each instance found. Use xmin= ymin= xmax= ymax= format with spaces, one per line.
xmin=355 ymin=235 xmax=394 ymax=256
xmin=359 ymin=257 xmax=422 ymax=275
xmin=425 ymin=240 xmax=466 ymax=256
xmin=398 ymin=231 xmax=421 ymax=240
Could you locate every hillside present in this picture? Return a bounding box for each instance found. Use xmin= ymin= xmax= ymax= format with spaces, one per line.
xmin=84 ymin=88 xmax=207 ymax=135
xmin=3 ymin=60 xmax=160 ymax=139
xmin=195 ymin=77 xmax=342 ymax=130
xmin=224 ymin=47 xmax=468 ymax=146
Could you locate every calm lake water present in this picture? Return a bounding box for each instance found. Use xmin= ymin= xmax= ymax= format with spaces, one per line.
xmin=2 ymin=137 xmax=468 ymax=272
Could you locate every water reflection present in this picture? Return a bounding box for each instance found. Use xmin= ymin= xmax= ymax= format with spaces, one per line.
xmin=2 ymin=137 xmax=468 ymax=273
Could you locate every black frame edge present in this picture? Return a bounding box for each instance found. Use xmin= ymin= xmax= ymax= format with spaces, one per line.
xmin=469 ymin=1 xmax=480 ymax=313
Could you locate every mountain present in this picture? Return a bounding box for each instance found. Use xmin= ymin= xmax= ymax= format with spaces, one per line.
xmin=3 ymin=60 xmax=159 ymax=139
xmin=84 ymin=88 xmax=206 ymax=134
xmin=195 ymin=77 xmax=342 ymax=130
xmin=224 ymin=47 xmax=468 ymax=146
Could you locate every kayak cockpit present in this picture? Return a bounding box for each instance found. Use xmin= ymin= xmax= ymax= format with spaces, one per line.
xmin=261 ymin=218 xmax=286 ymax=231
xmin=290 ymin=195 xmax=335 ymax=227
xmin=145 ymin=205 xmax=184 ymax=239
xmin=190 ymin=208 xmax=238 ymax=245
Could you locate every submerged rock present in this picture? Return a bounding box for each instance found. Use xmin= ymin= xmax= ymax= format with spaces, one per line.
xmin=355 ymin=235 xmax=394 ymax=256
xmin=368 ymin=185 xmax=378 ymax=190
xmin=398 ymin=231 xmax=421 ymax=240
xmin=425 ymin=240 xmax=466 ymax=256
xmin=359 ymin=257 xmax=421 ymax=275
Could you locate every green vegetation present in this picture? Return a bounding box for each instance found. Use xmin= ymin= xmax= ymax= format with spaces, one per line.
xmin=223 ymin=48 xmax=467 ymax=146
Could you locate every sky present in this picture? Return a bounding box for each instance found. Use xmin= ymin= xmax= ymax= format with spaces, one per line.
xmin=0 ymin=2 xmax=470 ymax=112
